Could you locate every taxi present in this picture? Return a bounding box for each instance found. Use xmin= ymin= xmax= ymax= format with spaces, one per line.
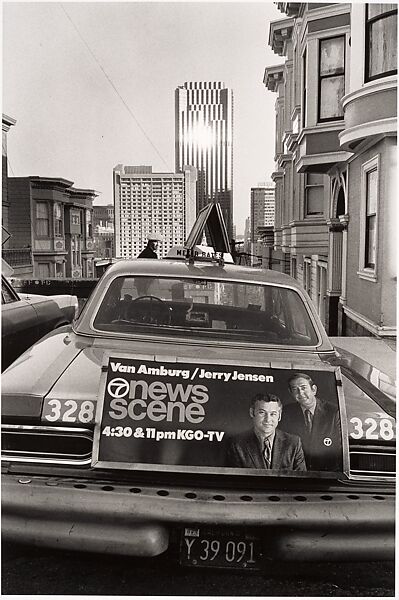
xmin=1 ymin=205 xmax=395 ymax=568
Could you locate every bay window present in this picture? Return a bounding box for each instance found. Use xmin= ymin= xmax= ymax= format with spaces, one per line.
xmin=365 ymin=4 xmax=397 ymax=81
xmin=36 ymin=201 xmax=49 ymax=237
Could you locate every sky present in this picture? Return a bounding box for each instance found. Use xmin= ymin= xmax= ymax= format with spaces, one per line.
xmin=3 ymin=1 xmax=283 ymax=235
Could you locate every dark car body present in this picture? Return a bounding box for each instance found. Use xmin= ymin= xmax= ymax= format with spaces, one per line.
xmin=1 ymin=258 xmax=395 ymax=568
xmin=1 ymin=275 xmax=78 ymax=371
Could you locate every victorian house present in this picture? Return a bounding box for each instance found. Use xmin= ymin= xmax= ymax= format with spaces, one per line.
xmin=7 ymin=176 xmax=96 ymax=279
xmin=264 ymin=2 xmax=397 ymax=338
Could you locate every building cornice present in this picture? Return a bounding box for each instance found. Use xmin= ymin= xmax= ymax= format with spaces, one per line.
xmin=29 ymin=176 xmax=98 ymax=200
xmin=268 ymin=17 xmax=295 ymax=56
xmin=69 ymin=188 xmax=98 ymax=198
xmin=278 ymin=153 xmax=294 ymax=168
xmin=2 ymin=114 xmax=17 ymax=132
xmin=297 ymin=122 xmax=346 ymax=144
xmin=296 ymin=151 xmax=353 ymax=173
xmin=271 ymin=171 xmax=284 ymax=182
xmin=277 ymin=3 xmax=301 ymax=18
xmin=263 ymin=64 xmax=285 ymax=91
xmin=30 ymin=176 xmax=74 ymax=190
xmin=342 ymin=76 xmax=397 ymax=108
xmin=339 ymin=119 xmax=397 ymax=153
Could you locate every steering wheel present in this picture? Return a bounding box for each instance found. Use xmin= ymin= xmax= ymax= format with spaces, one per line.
xmin=127 ymin=295 xmax=172 ymax=325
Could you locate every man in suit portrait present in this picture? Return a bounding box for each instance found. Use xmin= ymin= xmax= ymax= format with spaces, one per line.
xmin=280 ymin=372 xmax=342 ymax=471
xmin=226 ymin=392 xmax=306 ymax=471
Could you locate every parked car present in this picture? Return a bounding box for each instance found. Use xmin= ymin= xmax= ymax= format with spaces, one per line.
xmin=1 ymin=274 xmax=79 ymax=371
xmin=1 ymin=256 xmax=395 ymax=568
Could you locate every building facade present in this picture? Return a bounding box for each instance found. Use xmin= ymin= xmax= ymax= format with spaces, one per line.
xmin=113 ymin=164 xmax=197 ymax=259
xmin=2 ymin=114 xmax=17 ymax=248
xmin=250 ymin=182 xmax=275 ymax=265
xmin=264 ymin=2 xmax=397 ymax=338
xmin=93 ymin=203 xmax=114 ymax=259
xmin=7 ymin=176 xmax=96 ymax=278
xmin=175 ymin=81 xmax=234 ymax=237
xmin=93 ymin=204 xmax=114 ymax=228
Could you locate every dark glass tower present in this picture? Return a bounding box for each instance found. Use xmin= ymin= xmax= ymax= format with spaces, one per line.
xmin=175 ymin=81 xmax=234 ymax=238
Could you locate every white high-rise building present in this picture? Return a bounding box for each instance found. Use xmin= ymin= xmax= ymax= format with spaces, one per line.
xmin=175 ymin=81 xmax=234 ymax=237
xmin=250 ymin=182 xmax=275 ymax=265
xmin=113 ymin=165 xmax=197 ymax=259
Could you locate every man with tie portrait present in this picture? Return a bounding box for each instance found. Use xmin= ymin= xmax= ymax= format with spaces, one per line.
xmin=280 ymin=372 xmax=342 ymax=471
xmin=225 ymin=392 xmax=306 ymax=471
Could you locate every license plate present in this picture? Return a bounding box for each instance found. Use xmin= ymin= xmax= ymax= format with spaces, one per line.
xmin=180 ymin=527 xmax=262 ymax=570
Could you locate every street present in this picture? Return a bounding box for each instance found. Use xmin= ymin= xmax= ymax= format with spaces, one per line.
xmin=1 ymin=542 xmax=395 ymax=596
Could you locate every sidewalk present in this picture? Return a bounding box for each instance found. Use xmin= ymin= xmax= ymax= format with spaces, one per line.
xmin=330 ymin=336 xmax=396 ymax=382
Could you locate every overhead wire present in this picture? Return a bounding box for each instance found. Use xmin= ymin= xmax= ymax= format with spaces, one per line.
xmin=60 ymin=3 xmax=207 ymax=255
xmin=60 ymin=3 xmax=172 ymax=173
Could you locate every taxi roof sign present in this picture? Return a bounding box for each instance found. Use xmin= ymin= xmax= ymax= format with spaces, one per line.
xmin=185 ymin=203 xmax=231 ymax=255
xmin=165 ymin=244 xmax=234 ymax=263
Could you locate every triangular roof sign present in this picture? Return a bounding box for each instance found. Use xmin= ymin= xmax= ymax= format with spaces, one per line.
xmin=184 ymin=203 xmax=231 ymax=254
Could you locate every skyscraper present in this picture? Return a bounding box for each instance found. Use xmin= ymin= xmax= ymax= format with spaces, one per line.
xmin=175 ymin=81 xmax=234 ymax=237
xmin=113 ymin=165 xmax=197 ymax=259
xmin=250 ymin=182 xmax=275 ymax=265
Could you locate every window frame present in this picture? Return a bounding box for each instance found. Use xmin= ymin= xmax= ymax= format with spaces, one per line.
xmin=54 ymin=202 xmax=63 ymax=237
xmin=291 ymin=256 xmax=297 ymax=279
xmin=316 ymin=260 xmax=328 ymax=324
xmin=86 ymin=209 xmax=93 ymax=238
xmin=302 ymin=47 xmax=307 ymax=128
xmin=304 ymin=173 xmax=324 ymax=218
xmin=35 ymin=201 xmax=50 ymax=238
xmin=365 ymin=4 xmax=398 ymax=82
xmin=317 ymin=35 xmax=345 ymax=123
xmin=358 ymin=155 xmax=379 ymax=282
xmin=303 ymin=258 xmax=312 ymax=297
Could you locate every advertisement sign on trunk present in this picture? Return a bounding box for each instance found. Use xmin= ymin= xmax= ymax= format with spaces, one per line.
xmin=93 ymin=356 xmax=347 ymax=477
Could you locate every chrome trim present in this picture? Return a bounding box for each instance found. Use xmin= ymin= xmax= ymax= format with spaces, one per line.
xmin=348 ymin=449 xmax=396 ymax=482
xmin=1 ymin=424 xmax=93 ymax=466
xmin=1 ymin=456 xmax=92 ymax=466
xmin=2 ymin=424 xmax=92 ymax=434
xmin=347 ymin=473 xmax=395 ymax=483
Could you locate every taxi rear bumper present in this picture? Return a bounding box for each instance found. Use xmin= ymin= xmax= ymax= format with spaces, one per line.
xmin=2 ymin=474 xmax=394 ymax=561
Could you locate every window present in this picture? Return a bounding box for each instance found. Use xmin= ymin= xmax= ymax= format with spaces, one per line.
xmin=303 ymin=259 xmax=312 ymax=296
xmin=291 ymin=257 xmax=297 ymax=279
xmin=54 ymin=203 xmax=63 ymax=237
xmin=93 ymin=276 xmax=319 ymax=346
xmin=305 ymin=173 xmax=324 ymax=216
xmin=316 ymin=262 xmax=327 ymax=324
xmin=71 ymin=236 xmax=81 ymax=268
xmin=359 ymin=156 xmax=379 ymax=279
xmin=86 ymin=210 xmax=92 ymax=238
xmin=365 ymin=169 xmax=377 ymax=268
xmin=55 ymin=262 xmax=65 ymax=278
xmin=365 ymin=4 xmax=397 ymax=81
xmin=36 ymin=202 xmax=49 ymax=237
xmin=318 ymin=36 xmax=345 ymax=121
xmin=302 ymin=49 xmax=307 ymax=127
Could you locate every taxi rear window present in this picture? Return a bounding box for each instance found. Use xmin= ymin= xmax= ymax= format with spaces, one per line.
xmin=93 ymin=276 xmax=319 ymax=346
